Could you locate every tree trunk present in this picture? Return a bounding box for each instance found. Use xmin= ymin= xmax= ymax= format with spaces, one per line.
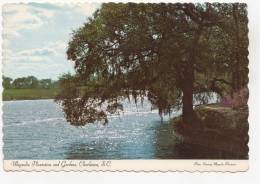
xmin=181 ymin=27 xmax=202 ymax=124
xmin=182 ymin=68 xmax=194 ymax=123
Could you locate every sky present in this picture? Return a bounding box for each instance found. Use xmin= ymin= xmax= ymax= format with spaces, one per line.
xmin=2 ymin=3 xmax=100 ymax=80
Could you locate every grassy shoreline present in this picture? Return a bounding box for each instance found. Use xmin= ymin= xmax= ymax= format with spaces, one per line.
xmin=172 ymin=104 xmax=249 ymax=159
xmin=3 ymin=88 xmax=60 ymax=101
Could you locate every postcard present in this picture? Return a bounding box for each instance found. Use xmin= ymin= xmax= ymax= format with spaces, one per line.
xmin=2 ymin=2 xmax=249 ymax=172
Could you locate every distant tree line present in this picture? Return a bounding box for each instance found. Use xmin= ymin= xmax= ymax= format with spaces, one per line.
xmin=3 ymin=76 xmax=60 ymax=89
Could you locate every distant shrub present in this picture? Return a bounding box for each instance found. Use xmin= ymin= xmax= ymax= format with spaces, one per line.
xmin=221 ymin=87 xmax=248 ymax=109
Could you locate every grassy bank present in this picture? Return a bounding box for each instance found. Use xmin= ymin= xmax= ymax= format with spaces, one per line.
xmin=3 ymin=88 xmax=60 ymax=101
xmin=172 ymin=104 xmax=249 ymax=159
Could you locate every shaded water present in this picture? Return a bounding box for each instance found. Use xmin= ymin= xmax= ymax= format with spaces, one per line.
xmin=3 ymin=99 xmax=236 ymax=159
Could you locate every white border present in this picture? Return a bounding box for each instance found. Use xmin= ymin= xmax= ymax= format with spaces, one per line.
xmin=3 ymin=160 xmax=249 ymax=172
xmin=1 ymin=0 xmax=260 ymax=183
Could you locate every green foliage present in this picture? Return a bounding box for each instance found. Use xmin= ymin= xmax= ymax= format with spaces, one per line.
xmin=12 ymin=76 xmax=38 ymax=89
xmin=56 ymin=3 xmax=248 ymax=126
xmin=2 ymin=75 xmax=60 ymax=89
xmin=3 ymin=76 xmax=13 ymax=89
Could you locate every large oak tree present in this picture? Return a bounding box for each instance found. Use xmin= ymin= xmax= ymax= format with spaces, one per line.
xmin=56 ymin=3 xmax=248 ymax=126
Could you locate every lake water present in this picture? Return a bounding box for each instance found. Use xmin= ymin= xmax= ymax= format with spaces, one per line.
xmin=3 ymin=99 xmax=235 ymax=160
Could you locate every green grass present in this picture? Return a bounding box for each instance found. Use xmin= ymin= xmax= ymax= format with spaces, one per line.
xmin=3 ymin=88 xmax=60 ymax=101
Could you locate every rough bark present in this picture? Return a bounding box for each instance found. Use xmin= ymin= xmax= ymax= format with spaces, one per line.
xmin=182 ymin=66 xmax=195 ymax=123
xmin=182 ymin=27 xmax=203 ymax=123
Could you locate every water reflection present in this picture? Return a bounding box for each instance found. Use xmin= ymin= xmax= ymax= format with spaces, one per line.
xmin=153 ymin=122 xmax=245 ymax=159
xmin=172 ymin=142 xmax=243 ymax=159
xmin=63 ymin=119 xmax=242 ymax=160
xmin=65 ymin=142 xmax=114 ymax=160
xmin=4 ymin=100 xmax=244 ymax=160
xmin=65 ymin=139 xmax=155 ymax=160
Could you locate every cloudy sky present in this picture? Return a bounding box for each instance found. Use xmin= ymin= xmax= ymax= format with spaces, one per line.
xmin=2 ymin=3 xmax=100 ymax=80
